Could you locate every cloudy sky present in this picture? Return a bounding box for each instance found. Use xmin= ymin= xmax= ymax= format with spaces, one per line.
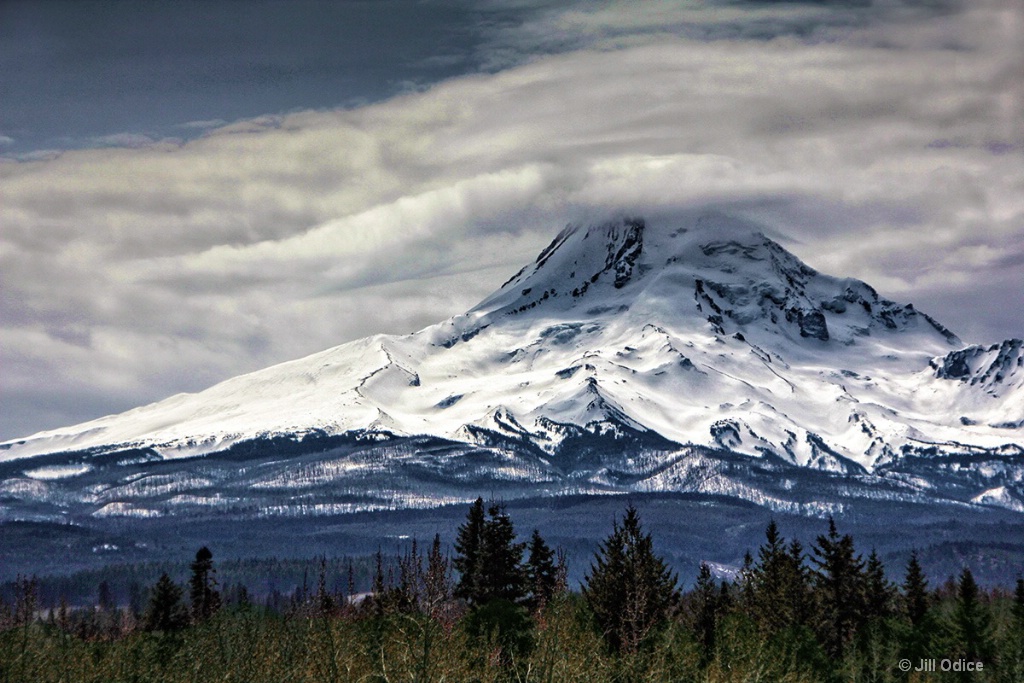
xmin=1 ymin=0 xmax=1021 ymax=442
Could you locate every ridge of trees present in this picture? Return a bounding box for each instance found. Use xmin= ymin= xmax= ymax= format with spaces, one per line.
xmin=3 ymin=505 xmax=1024 ymax=681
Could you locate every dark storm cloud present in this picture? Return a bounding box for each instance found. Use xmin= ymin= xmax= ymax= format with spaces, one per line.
xmin=0 ymin=0 xmax=478 ymax=155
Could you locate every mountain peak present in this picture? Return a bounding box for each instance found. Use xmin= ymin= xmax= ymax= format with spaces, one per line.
xmin=4 ymin=212 xmax=1012 ymax=507
xmin=470 ymin=213 xmax=958 ymax=352
xmin=471 ymin=216 xmax=646 ymax=317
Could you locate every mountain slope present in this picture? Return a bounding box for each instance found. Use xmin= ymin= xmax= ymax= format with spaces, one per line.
xmin=2 ymin=214 xmax=1022 ymax=519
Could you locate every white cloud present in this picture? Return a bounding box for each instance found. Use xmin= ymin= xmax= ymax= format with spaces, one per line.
xmin=1 ymin=0 xmax=1021 ymax=440
xmin=177 ymin=119 xmax=228 ymax=130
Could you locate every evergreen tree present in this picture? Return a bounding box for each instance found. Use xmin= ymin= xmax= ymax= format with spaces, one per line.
xmin=189 ymin=546 xmax=221 ymax=622
xmin=315 ymin=556 xmax=336 ymax=616
xmin=143 ymin=573 xmax=189 ymax=633
xmin=692 ymin=562 xmax=719 ymax=667
xmin=863 ymin=549 xmax=896 ymax=622
xmin=786 ymin=538 xmax=814 ymax=626
xmin=903 ymin=550 xmax=930 ymax=628
xmin=478 ymin=503 xmax=526 ymax=604
xmin=583 ymin=504 xmax=680 ymax=654
xmin=453 ymin=499 xmax=527 ymax=606
xmin=370 ymin=548 xmax=394 ymax=616
xmin=953 ymin=567 xmax=992 ymax=667
xmin=736 ymin=549 xmax=755 ymax=613
xmin=525 ymin=529 xmax=558 ymax=610
xmin=899 ymin=550 xmax=934 ymax=667
xmin=746 ymin=521 xmax=810 ymax=634
xmin=810 ymin=517 xmax=865 ymax=660
xmin=1005 ymin=577 xmax=1024 ymax=681
xmin=453 ymin=497 xmax=486 ymax=603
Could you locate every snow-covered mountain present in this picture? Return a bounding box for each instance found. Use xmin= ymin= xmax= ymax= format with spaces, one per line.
xmin=2 ymin=214 xmax=1022 ymax=520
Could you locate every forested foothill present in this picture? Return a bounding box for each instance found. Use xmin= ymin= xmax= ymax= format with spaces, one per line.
xmin=3 ymin=499 xmax=1024 ymax=682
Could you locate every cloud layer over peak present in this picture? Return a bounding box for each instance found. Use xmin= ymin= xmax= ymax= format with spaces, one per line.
xmin=1 ymin=0 xmax=1021 ymax=440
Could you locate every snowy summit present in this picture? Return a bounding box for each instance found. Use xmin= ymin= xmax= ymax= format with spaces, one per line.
xmin=2 ymin=214 xmax=1022 ymax=517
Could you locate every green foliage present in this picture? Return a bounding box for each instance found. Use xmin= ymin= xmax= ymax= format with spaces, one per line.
xmin=8 ymin=509 xmax=1024 ymax=681
xmin=464 ymin=598 xmax=534 ymax=674
xmin=741 ymin=520 xmax=812 ymax=636
xmin=479 ymin=503 xmax=527 ymax=604
xmin=953 ymin=567 xmax=994 ymax=666
xmin=582 ymin=504 xmax=680 ymax=655
xmin=143 ymin=573 xmax=189 ymax=634
xmin=188 ymin=546 xmax=221 ymax=623
xmin=453 ymin=498 xmax=528 ymax=607
xmin=810 ymin=516 xmax=866 ymax=660
xmin=526 ymin=528 xmax=559 ymax=610
xmin=453 ymin=497 xmax=487 ymax=604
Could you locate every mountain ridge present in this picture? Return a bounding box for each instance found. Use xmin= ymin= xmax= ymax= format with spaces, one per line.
xmin=2 ymin=213 xmax=1022 ymax=520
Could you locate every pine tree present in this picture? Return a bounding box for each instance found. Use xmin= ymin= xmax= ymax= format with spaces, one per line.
xmin=810 ymin=517 xmax=865 ymax=660
xmin=903 ymin=550 xmax=930 ymax=628
xmin=786 ymin=538 xmax=813 ymax=627
xmin=692 ymin=562 xmax=719 ymax=667
xmin=144 ymin=573 xmax=189 ymax=633
xmin=478 ymin=503 xmax=526 ymax=604
xmin=315 ymin=556 xmax=336 ymax=616
xmin=583 ymin=504 xmax=680 ymax=654
xmin=953 ymin=567 xmax=992 ymax=667
xmin=189 ymin=546 xmax=221 ymax=622
xmin=746 ymin=520 xmax=810 ymax=634
xmin=900 ymin=550 xmax=933 ymax=666
xmin=863 ymin=549 xmax=896 ymax=622
xmin=371 ymin=548 xmax=391 ymax=616
xmin=525 ymin=529 xmax=558 ymax=610
xmin=453 ymin=499 xmax=527 ymax=606
xmin=453 ymin=497 xmax=486 ymax=603
xmin=737 ymin=550 xmax=756 ymax=613
xmin=1006 ymin=577 xmax=1024 ymax=680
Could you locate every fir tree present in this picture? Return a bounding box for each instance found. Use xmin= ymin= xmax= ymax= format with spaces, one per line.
xmin=692 ymin=562 xmax=719 ymax=667
xmin=737 ymin=550 xmax=756 ymax=612
xmin=747 ymin=520 xmax=810 ymax=634
xmin=786 ymin=538 xmax=813 ymax=627
xmin=371 ymin=548 xmax=391 ymax=616
xmin=144 ymin=573 xmax=189 ymax=633
xmin=903 ymin=550 xmax=930 ymax=628
xmin=315 ymin=556 xmax=336 ymax=616
xmin=525 ymin=529 xmax=558 ymax=610
xmin=478 ymin=503 xmax=526 ymax=604
xmin=810 ymin=517 xmax=865 ymax=660
xmin=899 ymin=550 xmax=933 ymax=666
xmin=953 ymin=567 xmax=992 ymax=667
xmin=863 ymin=549 xmax=896 ymax=622
xmin=453 ymin=499 xmax=527 ymax=606
xmin=453 ymin=497 xmax=486 ymax=604
xmin=583 ymin=504 xmax=680 ymax=654
xmin=189 ymin=546 xmax=221 ymax=622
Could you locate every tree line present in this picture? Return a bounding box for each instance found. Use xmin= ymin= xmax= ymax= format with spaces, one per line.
xmin=3 ymin=499 xmax=1024 ymax=681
